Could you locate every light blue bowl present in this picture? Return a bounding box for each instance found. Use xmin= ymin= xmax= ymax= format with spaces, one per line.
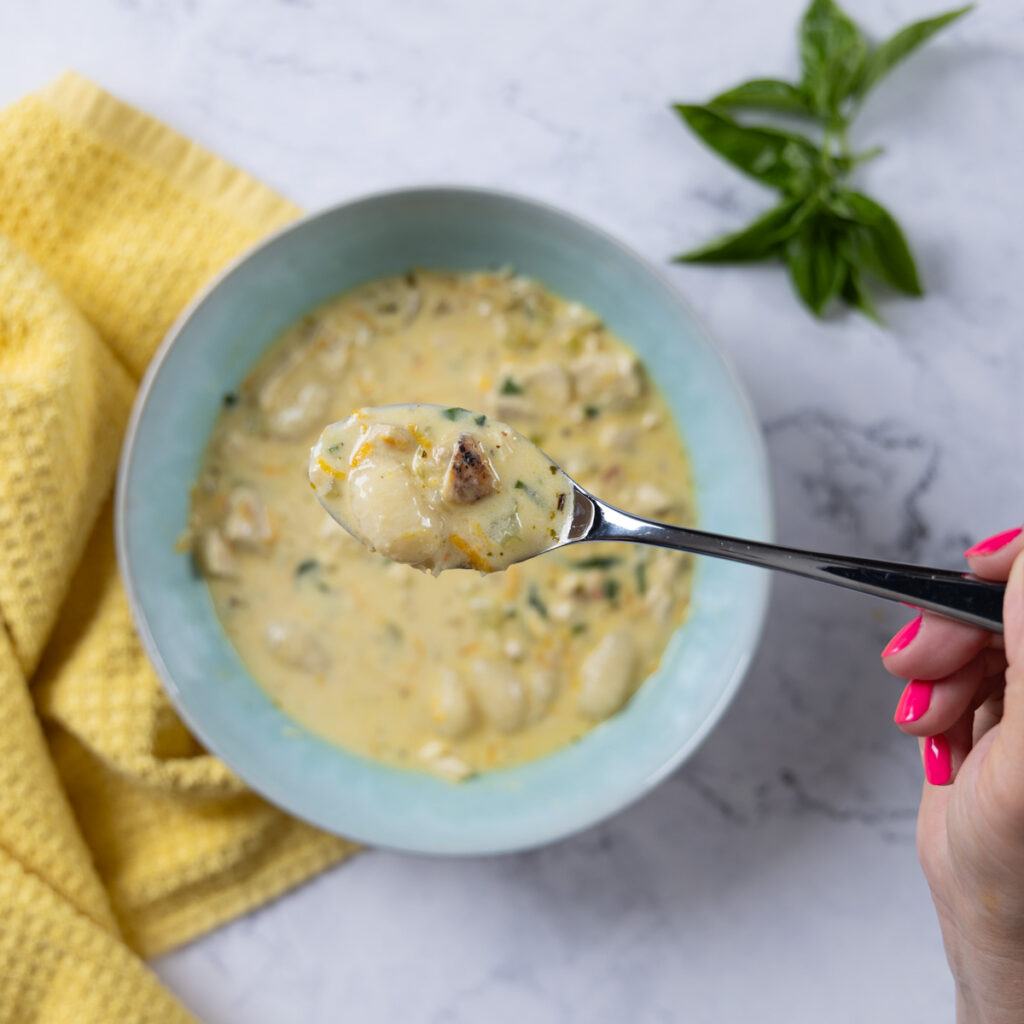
xmin=116 ymin=187 xmax=771 ymax=855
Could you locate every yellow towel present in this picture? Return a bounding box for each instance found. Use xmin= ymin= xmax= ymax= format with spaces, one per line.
xmin=0 ymin=73 xmax=358 ymax=1022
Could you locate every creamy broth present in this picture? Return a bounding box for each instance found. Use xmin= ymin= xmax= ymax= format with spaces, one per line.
xmin=310 ymin=404 xmax=574 ymax=573
xmin=190 ymin=270 xmax=695 ymax=780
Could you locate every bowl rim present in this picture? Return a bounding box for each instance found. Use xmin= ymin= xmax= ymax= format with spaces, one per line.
xmin=115 ymin=184 xmax=773 ymax=854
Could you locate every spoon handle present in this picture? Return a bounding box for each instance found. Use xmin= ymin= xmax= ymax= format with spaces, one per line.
xmin=586 ymin=498 xmax=1005 ymax=633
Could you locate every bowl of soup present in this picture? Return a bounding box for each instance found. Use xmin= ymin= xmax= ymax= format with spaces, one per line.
xmin=116 ymin=187 xmax=771 ymax=854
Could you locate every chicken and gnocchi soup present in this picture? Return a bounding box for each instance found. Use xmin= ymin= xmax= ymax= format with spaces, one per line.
xmin=189 ymin=269 xmax=694 ymax=781
xmin=310 ymin=404 xmax=574 ymax=573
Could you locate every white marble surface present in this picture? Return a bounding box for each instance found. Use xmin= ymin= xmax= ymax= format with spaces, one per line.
xmin=5 ymin=0 xmax=1024 ymax=1019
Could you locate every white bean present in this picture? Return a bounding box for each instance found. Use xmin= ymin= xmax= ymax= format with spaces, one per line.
xmin=571 ymin=352 xmax=642 ymax=406
xmin=630 ymin=483 xmax=675 ymax=518
xmin=265 ymin=620 xmax=330 ymax=675
xmin=223 ymin=486 xmax=274 ymax=548
xmin=578 ymin=631 xmax=638 ymax=720
xmin=194 ymin=527 xmax=236 ymax=578
xmin=526 ymin=668 xmax=559 ymax=722
xmin=494 ymin=362 xmax=572 ymax=420
xmin=470 ymin=661 xmax=526 ymax=733
xmin=418 ymin=740 xmax=473 ymax=783
xmin=258 ymin=346 xmax=331 ymax=439
xmin=429 ymin=669 xmax=476 ymax=739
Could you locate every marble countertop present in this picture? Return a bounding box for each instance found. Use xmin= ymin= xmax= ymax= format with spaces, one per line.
xmin=5 ymin=0 xmax=1023 ymax=1020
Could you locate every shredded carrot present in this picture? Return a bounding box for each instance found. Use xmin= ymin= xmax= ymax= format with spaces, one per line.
xmin=407 ymin=424 xmax=431 ymax=451
xmin=349 ymin=441 xmax=373 ymax=468
xmin=316 ymin=456 xmax=346 ymax=479
xmin=451 ymin=534 xmax=490 ymax=572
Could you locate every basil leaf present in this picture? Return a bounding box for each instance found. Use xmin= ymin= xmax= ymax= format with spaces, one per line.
xmin=783 ymin=214 xmax=846 ymax=315
xmin=840 ymin=262 xmax=882 ymax=322
xmin=799 ymin=0 xmax=868 ymax=118
xmin=835 ymin=190 xmax=922 ymax=295
xmin=672 ymin=104 xmax=824 ymax=193
xmin=674 ymin=196 xmax=808 ymax=263
xmin=710 ymin=78 xmax=813 ymax=116
xmin=858 ymin=5 xmax=973 ymax=98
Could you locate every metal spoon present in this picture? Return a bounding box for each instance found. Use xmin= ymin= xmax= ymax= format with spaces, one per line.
xmin=561 ymin=483 xmax=1004 ymax=633
xmin=311 ymin=406 xmax=1004 ymax=633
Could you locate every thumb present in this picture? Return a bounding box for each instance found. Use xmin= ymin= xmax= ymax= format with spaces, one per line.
xmin=989 ymin=551 xmax=1024 ymax=813
xmin=1004 ymin=550 xmax=1024 ymax=688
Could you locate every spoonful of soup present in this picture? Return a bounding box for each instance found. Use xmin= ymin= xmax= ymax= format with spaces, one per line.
xmin=309 ymin=403 xmax=575 ymax=574
xmin=310 ymin=404 xmax=1005 ymax=632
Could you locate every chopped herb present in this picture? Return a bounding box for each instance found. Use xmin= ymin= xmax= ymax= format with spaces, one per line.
xmin=574 ymin=556 xmax=623 ymax=570
xmin=514 ymin=479 xmax=542 ymax=504
xmin=635 ymin=561 xmax=648 ymax=595
xmin=548 ymin=528 xmax=558 ymax=539
xmin=327 ymin=443 xmax=343 ymax=454
xmin=584 ymin=405 xmax=601 ymax=419
xmin=500 ymin=377 xmax=524 ymax=395
xmin=571 ymin=622 xmax=588 ymax=635
xmin=604 ymin=578 xmax=621 ymax=601
xmin=557 ymin=492 xmax=566 ymax=511
xmin=443 ymin=407 xmax=468 ymax=421
xmin=549 ymin=464 xmax=558 ymax=475
xmin=527 ymin=585 xmax=549 ymax=619
xmin=474 ymin=414 xmax=487 ymax=426
xmin=222 ymin=391 xmax=238 ymax=407
xmin=295 ymin=559 xmax=319 ymax=577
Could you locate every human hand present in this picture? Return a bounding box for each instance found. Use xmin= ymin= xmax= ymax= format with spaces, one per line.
xmin=882 ymin=528 xmax=1024 ymax=1024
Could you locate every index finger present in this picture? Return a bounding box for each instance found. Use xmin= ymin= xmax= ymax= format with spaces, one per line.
xmin=882 ymin=612 xmax=988 ymax=680
xmin=965 ymin=526 xmax=1024 ymax=582
xmin=881 ymin=525 xmax=1022 ymax=680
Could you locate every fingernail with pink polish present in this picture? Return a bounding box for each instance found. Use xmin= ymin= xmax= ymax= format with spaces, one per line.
xmin=882 ymin=615 xmax=923 ymax=658
xmin=964 ymin=527 xmax=1023 ymax=558
xmin=894 ymin=680 xmax=932 ymax=723
xmin=924 ymin=735 xmax=951 ymax=786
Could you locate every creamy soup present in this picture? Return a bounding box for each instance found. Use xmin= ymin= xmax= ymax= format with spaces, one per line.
xmin=310 ymin=404 xmax=574 ymax=573
xmin=189 ymin=269 xmax=695 ymax=781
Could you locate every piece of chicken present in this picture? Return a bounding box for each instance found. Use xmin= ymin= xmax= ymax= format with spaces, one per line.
xmin=443 ymin=433 xmax=499 ymax=504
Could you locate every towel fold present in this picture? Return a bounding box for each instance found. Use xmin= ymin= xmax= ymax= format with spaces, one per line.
xmin=0 ymin=72 xmax=357 ymax=1022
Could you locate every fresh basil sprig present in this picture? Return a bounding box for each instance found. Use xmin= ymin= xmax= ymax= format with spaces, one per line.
xmin=672 ymin=0 xmax=972 ymax=320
